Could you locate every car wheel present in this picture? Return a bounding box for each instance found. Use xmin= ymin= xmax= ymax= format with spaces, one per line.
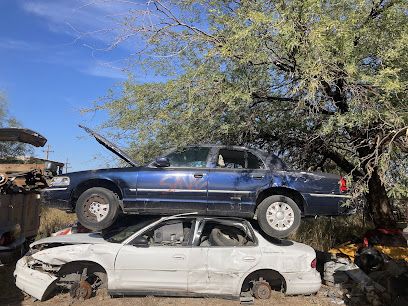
xmin=257 ymin=195 xmax=301 ymax=238
xmin=75 ymin=187 xmax=120 ymax=231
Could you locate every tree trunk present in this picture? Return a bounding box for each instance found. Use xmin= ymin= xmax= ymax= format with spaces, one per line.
xmin=365 ymin=167 xmax=396 ymax=227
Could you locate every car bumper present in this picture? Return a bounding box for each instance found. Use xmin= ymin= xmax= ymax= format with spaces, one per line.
xmin=41 ymin=187 xmax=72 ymax=210
xmin=14 ymin=256 xmax=58 ymax=301
xmin=282 ymin=270 xmax=321 ymax=295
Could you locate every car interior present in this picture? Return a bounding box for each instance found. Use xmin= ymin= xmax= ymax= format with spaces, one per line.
xmin=199 ymin=220 xmax=255 ymax=247
xmin=142 ymin=219 xmax=194 ymax=247
xmin=165 ymin=147 xmax=209 ymax=167
xmin=217 ymin=149 xmax=264 ymax=169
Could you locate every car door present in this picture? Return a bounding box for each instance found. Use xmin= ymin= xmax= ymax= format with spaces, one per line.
xmin=129 ymin=147 xmax=210 ymax=213
xmin=207 ymin=148 xmax=269 ymax=215
xmin=188 ymin=219 xmax=261 ymax=296
xmin=113 ymin=218 xmax=195 ymax=294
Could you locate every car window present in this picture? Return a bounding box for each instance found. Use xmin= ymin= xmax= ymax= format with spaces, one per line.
xmin=140 ymin=219 xmax=194 ymax=247
xmin=165 ymin=147 xmax=210 ymax=168
xmin=104 ymin=218 xmax=159 ymax=243
xmin=217 ymin=149 xmax=264 ymax=169
xmin=247 ymin=152 xmax=265 ymax=169
xmin=197 ymin=220 xmax=255 ymax=247
xmin=217 ymin=149 xmax=245 ymax=168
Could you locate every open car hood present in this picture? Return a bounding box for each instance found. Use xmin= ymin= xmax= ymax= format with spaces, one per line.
xmin=0 ymin=128 xmax=47 ymax=147
xmin=79 ymin=125 xmax=137 ymax=167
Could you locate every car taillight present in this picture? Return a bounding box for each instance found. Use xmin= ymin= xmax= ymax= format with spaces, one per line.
xmin=339 ymin=177 xmax=348 ymax=192
xmin=311 ymin=258 xmax=317 ymax=269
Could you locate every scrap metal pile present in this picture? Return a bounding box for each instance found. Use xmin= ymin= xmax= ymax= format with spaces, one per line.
xmin=0 ymin=170 xmax=48 ymax=194
xmin=323 ymin=228 xmax=408 ymax=306
xmin=0 ymin=128 xmax=62 ymax=194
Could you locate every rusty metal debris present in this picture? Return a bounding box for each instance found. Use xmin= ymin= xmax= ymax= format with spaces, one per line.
xmin=324 ymin=227 xmax=408 ymax=305
xmin=1 ymin=128 xmax=63 ymax=265
xmin=0 ymin=127 xmax=64 ymax=194
xmin=70 ymin=280 xmax=93 ymax=300
xmin=0 ymin=169 xmax=49 ymax=194
xmin=252 ymin=277 xmax=272 ymax=299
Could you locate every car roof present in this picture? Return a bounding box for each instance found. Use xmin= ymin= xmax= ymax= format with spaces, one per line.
xmin=185 ymin=144 xmax=268 ymax=155
xmin=162 ymin=213 xmax=249 ymax=223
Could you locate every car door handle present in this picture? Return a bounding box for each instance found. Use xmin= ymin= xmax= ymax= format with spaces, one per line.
xmin=251 ymin=175 xmax=264 ymax=180
xmin=173 ymin=254 xmax=185 ymax=260
xmin=243 ymin=256 xmax=256 ymax=262
xmin=193 ymin=173 xmax=204 ymax=178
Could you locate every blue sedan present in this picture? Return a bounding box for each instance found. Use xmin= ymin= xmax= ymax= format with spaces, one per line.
xmin=41 ymin=126 xmax=351 ymax=238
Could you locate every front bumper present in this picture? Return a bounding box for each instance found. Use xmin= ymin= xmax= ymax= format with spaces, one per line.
xmin=41 ymin=187 xmax=72 ymax=210
xmin=13 ymin=256 xmax=58 ymax=301
xmin=282 ymin=270 xmax=321 ymax=295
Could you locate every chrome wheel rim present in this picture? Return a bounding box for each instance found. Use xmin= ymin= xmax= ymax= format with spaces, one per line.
xmin=82 ymin=195 xmax=110 ymax=222
xmin=266 ymin=202 xmax=295 ymax=231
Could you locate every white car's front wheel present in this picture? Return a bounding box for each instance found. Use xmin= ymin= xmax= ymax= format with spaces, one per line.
xmin=257 ymin=195 xmax=301 ymax=238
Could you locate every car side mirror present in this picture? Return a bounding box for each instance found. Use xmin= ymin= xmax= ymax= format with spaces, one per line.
xmin=154 ymin=157 xmax=170 ymax=167
xmin=131 ymin=236 xmax=149 ymax=248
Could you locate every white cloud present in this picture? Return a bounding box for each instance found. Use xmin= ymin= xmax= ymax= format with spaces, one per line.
xmin=81 ymin=62 xmax=127 ymax=79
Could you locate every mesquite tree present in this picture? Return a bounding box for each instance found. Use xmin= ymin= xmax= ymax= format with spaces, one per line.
xmin=0 ymin=94 xmax=30 ymax=159
xmin=87 ymin=0 xmax=407 ymax=226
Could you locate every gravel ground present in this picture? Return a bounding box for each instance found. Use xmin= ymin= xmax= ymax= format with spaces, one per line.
xmin=0 ymin=264 xmax=344 ymax=306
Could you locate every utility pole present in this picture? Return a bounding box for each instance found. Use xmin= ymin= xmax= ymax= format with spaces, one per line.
xmin=65 ymin=158 xmax=71 ymax=174
xmin=43 ymin=144 xmax=54 ymax=160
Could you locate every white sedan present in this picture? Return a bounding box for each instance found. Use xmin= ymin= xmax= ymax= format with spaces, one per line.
xmin=14 ymin=214 xmax=321 ymax=301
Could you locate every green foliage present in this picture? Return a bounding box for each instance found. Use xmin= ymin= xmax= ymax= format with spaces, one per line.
xmin=88 ymin=0 xmax=407 ymax=202
xmin=0 ymin=93 xmax=31 ymax=159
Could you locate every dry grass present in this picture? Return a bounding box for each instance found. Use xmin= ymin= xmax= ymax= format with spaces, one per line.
xmin=290 ymin=213 xmax=374 ymax=251
xmin=37 ymin=207 xmax=77 ymax=239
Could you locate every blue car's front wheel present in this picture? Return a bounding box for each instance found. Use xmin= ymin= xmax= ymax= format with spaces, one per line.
xmin=75 ymin=187 xmax=120 ymax=231
xmin=257 ymin=195 xmax=301 ymax=238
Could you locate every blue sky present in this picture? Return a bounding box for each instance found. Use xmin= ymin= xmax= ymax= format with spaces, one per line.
xmin=0 ymin=0 xmax=151 ymax=171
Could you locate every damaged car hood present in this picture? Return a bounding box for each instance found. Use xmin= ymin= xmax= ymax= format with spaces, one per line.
xmin=30 ymin=233 xmax=106 ymax=248
xmin=0 ymin=128 xmax=47 ymax=147
xmin=79 ymin=125 xmax=137 ymax=167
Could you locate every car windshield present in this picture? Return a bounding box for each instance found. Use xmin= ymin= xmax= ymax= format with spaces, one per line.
xmin=103 ymin=217 xmax=159 ymax=243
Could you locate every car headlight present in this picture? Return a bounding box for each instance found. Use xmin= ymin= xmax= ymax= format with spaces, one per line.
xmin=50 ymin=176 xmax=70 ymax=187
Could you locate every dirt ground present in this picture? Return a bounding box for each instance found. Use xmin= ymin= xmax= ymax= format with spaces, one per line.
xmin=0 ymin=263 xmax=343 ymax=306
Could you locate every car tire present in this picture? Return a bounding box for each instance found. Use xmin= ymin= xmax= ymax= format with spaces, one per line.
xmin=75 ymin=187 xmax=120 ymax=231
xmin=257 ymin=195 xmax=301 ymax=238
